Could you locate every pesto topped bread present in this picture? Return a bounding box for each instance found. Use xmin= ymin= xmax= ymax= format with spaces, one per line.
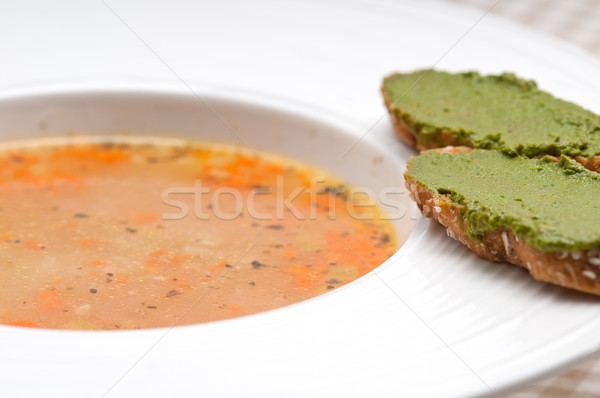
xmin=405 ymin=147 xmax=600 ymax=295
xmin=382 ymin=70 xmax=600 ymax=169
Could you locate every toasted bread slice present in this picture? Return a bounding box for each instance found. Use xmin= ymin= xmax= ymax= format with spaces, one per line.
xmin=383 ymin=70 xmax=600 ymax=171
xmin=405 ymin=147 xmax=600 ymax=295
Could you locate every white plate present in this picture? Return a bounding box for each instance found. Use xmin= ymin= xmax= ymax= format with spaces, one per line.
xmin=2 ymin=1 xmax=600 ymax=397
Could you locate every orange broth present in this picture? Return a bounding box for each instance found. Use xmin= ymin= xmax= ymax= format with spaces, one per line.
xmin=0 ymin=136 xmax=398 ymax=330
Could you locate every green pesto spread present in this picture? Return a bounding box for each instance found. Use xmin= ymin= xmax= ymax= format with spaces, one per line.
xmin=406 ymin=150 xmax=600 ymax=252
xmin=383 ymin=70 xmax=600 ymax=157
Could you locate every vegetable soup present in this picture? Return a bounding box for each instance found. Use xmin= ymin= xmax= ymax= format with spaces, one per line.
xmin=0 ymin=136 xmax=399 ymax=330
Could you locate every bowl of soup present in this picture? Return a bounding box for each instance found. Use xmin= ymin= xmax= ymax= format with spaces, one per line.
xmin=0 ymin=82 xmax=419 ymax=395
xmin=0 ymin=82 xmax=416 ymax=331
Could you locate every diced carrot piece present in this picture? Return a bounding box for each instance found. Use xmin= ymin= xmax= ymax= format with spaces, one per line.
xmin=142 ymin=249 xmax=169 ymax=273
xmin=210 ymin=261 xmax=229 ymax=274
xmin=79 ymin=238 xmax=97 ymax=248
xmin=51 ymin=146 xmax=129 ymax=163
xmin=25 ymin=240 xmax=43 ymax=250
xmin=170 ymin=254 xmax=191 ymax=264
xmin=285 ymin=266 xmax=322 ymax=289
xmin=7 ymin=320 xmax=39 ymax=328
xmin=266 ymin=164 xmax=285 ymax=174
xmin=91 ymin=258 xmax=107 ymax=267
xmin=132 ymin=213 xmax=160 ymax=225
xmin=95 ymin=150 xmax=129 ymax=163
xmin=150 ymin=249 xmax=167 ymax=257
xmin=38 ymin=290 xmax=64 ymax=310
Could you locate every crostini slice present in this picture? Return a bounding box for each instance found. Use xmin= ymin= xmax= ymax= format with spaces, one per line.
xmin=405 ymin=147 xmax=600 ymax=295
xmin=383 ymin=70 xmax=600 ymax=171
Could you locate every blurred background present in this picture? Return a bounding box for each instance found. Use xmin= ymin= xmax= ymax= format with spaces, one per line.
xmin=449 ymin=0 xmax=600 ymax=56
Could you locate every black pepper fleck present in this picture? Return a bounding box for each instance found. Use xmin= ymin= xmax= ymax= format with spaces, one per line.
xmin=375 ymin=233 xmax=391 ymax=247
xmin=251 ymin=260 xmax=266 ymax=269
xmin=89 ymin=288 xmax=98 ymax=294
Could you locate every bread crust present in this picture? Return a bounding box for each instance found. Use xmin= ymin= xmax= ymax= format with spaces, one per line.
xmin=405 ymin=147 xmax=600 ymax=295
xmin=575 ymin=155 xmax=600 ymax=173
